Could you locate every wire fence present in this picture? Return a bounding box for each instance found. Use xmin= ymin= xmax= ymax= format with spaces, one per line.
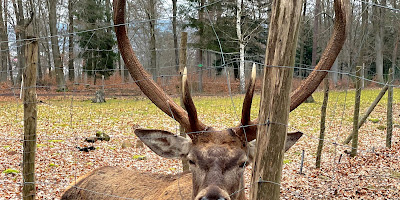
xmin=1 ymin=64 xmax=399 ymax=199
xmin=1 ymin=0 xmax=400 ymax=199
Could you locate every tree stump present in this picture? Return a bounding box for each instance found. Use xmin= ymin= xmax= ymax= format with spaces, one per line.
xmin=92 ymin=90 xmax=106 ymax=103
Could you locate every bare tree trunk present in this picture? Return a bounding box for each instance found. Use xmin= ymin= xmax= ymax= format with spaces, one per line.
xmin=172 ymin=0 xmax=179 ymax=72
xmin=93 ymin=51 xmax=97 ymax=85
xmin=32 ymin=1 xmax=42 ymax=83
xmin=198 ymin=50 xmax=203 ymax=93
xmin=358 ymin=0 xmax=368 ymax=78
xmin=308 ymin=0 xmax=320 ymax=99
xmin=312 ymin=0 xmax=320 ymax=68
xmin=250 ymin=0 xmax=302 ymax=199
xmin=22 ymin=38 xmax=38 ymax=200
xmin=350 ymin=66 xmax=362 ymax=157
xmin=316 ymin=78 xmax=329 ymax=168
xmin=373 ymin=0 xmax=384 ymax=83
xmin=0 ymin=0 xmax=8 ymax=82
xmin=119 ymin=54 xmax=125 ymax=82
xmin=4 ymin=0 xmax=13 ymax=84
xmin=13 ymin=0 xmax=26 ymax=84
xmin=148 ymin=0 xmax=157 ymax=81
xmin=298 ymin=0 xmax=307 ymax=77
xmin=8 ymin=53 xmax=13 ymax=84
xmin=68 ymin=0 xmax=74 ymax=82
xmin=331 ymin=58 xmax=338 ymax=86
xmin=386 ymin=68 xmax=393 ymax=148
xmin=197 ymin=0 xmax=205 ymax=89
xmin=387 ymin=30 xmax=398 ymax=148
xmin=42 ymin=42 xmax=52 ymax=77
xmin=237 ymin=0 xmax=245 ymax=93
xmin=197 ymin=0 xmax=205 ymax=93
xmin=39 ymin=3 xmax=52 ymax=78
xmin=47 ymin=0 xmax=66 ymax=91
xmin=61 ymin=32 xmax=67 ymax=66
xmin=37 ymin=45 xmax=42 ymax=82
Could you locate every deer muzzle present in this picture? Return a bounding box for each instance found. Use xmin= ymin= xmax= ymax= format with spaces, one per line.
xmin=195 ymin=185 xmax=231 ymax=200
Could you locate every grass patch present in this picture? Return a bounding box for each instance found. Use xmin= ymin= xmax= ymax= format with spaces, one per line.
xmin=48 ymin=163 xmax=59 ymax=167
xmin=37 ymin=144 xmax=46 ymax=148
xmin=283 ymin=159 xmax=292 ymax=164
xmin=390 ymin=170 xmax=400 ymax=178
xmin=3 ymin=169 xmax=20 ymax=174
xmin=377 ymin=125 xmax=386 ymax=130
xmin=369 ymin=118 xmax=380 ymax=123
xmin=47 ymin=140 xmax=64 ymax=143
xmin=133 ymin=155 xmax=146 ymax=160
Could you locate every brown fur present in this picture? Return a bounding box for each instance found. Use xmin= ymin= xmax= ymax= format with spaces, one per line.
xmin=188 ymin=131 xmax=248 ymax=200
xmin=61 ymin=166 xmax=192 ymax=200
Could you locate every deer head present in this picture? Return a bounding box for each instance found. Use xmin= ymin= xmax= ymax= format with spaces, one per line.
xmin=113 ymin=0 xmax=346 ymax=199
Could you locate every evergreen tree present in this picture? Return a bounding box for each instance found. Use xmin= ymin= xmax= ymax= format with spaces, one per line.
xmin=75 ymin=0 xmax=117 ymax=83
xmin=180 ymin=0 xmax=268 ymax=77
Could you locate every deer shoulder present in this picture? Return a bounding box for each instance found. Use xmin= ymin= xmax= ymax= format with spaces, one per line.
xmin=62 ymin=166 xmax=192 ymax=200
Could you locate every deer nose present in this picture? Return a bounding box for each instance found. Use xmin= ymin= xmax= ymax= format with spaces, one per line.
xmin=198 ymin=187 xmax=229 ymax=200
xmin=200 ymin=197 xmax=227 ymax=200
xmin=196 ymin=185 xmax=230 ymax=200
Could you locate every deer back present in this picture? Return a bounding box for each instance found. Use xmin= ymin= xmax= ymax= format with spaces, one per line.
xmin=61 ymin=166 xmax=192 ymax=200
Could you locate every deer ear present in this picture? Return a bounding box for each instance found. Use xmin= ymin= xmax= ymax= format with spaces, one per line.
xmin=134 ymin=129 xmax=192 ymax=159
xmin=247 ymin=131 xmax=303 ymax=161
xmin=284 ymin=131 xmax=303 ymax=152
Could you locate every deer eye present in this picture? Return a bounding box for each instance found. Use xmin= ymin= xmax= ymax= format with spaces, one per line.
xmin=239 ymin=162 xmax=246 ymax=168
xmin=189 ymin=160 xmax=195 ymax=165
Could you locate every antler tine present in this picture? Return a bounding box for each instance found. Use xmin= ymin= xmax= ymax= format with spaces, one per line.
xmin=113 ymin=0 xmax=205 ymax=131
xmin=290 ymin=0 xmax=347 ymax=111
xmin=241 ymin=64 xmax=257 ymax=126
xmin=182 ymin=68 xmax=207 ymax=138
xmin=236 ymin=64 xmax=257 ymax=142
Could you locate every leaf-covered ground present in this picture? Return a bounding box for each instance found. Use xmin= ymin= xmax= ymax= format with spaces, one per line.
xmin=0 ymin=88 xmax=399 ymax=199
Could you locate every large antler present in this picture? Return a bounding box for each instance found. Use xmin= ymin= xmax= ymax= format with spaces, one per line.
xmin=238 ymin=0 xmax=347 ymax=141
xmin=113 ymin=0 xmax=206 ymax=136
xmin=290 ymin=0 xmax=347 ymax=111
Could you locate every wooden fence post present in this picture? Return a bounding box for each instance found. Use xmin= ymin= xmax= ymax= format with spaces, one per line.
xmin=250 ymin=0 xmax=302 ymax=199
xmin=179 ymin=32 xmax=189 ymax=172
xmin=22 ymin=38 xmax=38 ymax=200
xmin=386 ymin=68 xmax=393 ymax=148
xmin=343 ymin=84 xmax=388 ymax=144
xmin=316 ymin=77 xmax=329 ymax=168
xmin=350 ymin=66 xmax=362 ymax=157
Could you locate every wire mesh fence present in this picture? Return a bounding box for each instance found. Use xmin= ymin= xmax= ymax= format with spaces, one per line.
xmin=1 ymin=63 xmax=399 ymax=199
xmin=1 ymin=0 xmax=400 ymax=199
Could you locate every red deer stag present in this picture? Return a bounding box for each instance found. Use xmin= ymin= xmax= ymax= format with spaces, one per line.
xmin=62 ymin=0 xmax=346 ymax=199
